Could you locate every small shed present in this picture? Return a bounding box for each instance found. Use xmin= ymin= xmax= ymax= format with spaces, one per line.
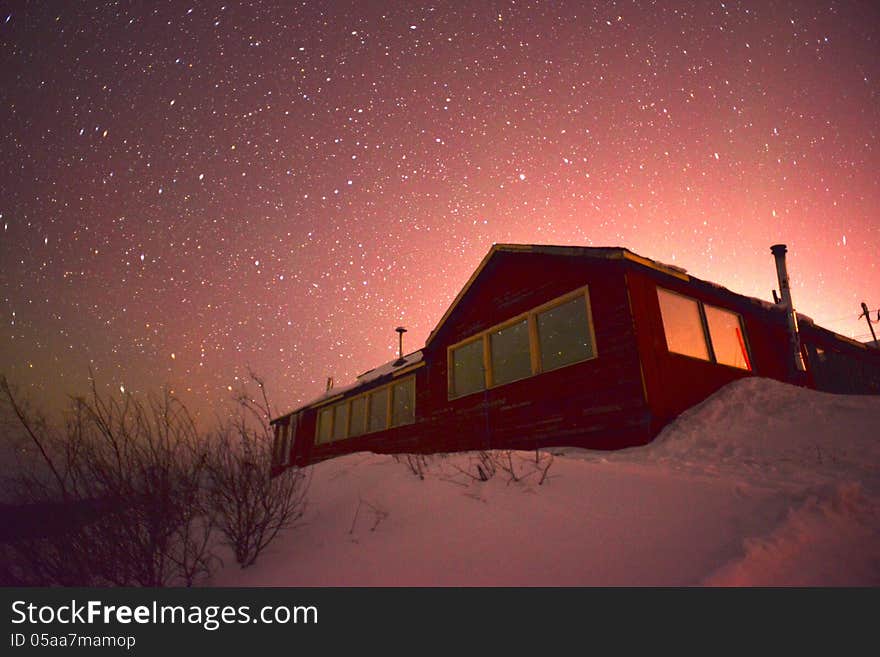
xmin=271 ymin=244 xmax=880 ymax=471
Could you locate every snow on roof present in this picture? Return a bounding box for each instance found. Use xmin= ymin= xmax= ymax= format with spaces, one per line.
xmin=274 ymin=350 xmax=424 ymax=420
xmin=356 ymin=350 xmax=423 ymax=383
xmin=655 ymin=261 xmax=688 ymax=274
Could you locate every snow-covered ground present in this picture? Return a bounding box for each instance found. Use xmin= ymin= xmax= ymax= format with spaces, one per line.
xmin=213 ymin=378 xmax=880 ymax=586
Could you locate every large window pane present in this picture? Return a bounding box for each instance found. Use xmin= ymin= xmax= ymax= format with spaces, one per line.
xmin=705 ymin=305 xmax=751 ymax=370
xmin=349 ymin=396 xmax=366 ymax=437
xmin=657 ymin=288 xmax=709 ymax=360
xmin=490 ymin=320 xmax=532 ymax=385
xmin=368 ymin=387 xmax=389 ymax=433
xmin=537 ymin=296 xmax=595 ymax=371
xmin=332 ymin=403 xmax=349 ymax=441
xmin=317 ymin=407 xmax=333 ymax=444
xmin=391 ymin=377 xmax=416 ymax=427
xmin=451 ymin=339 xmax=485 ymax=397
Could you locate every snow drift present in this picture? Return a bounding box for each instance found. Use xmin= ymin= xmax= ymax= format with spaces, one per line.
xmin=213 ymin=378 xmax=880 ymax=586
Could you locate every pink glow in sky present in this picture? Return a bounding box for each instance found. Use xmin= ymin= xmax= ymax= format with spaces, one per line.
xmin=1 ymin=2 xmax=878 ymax=417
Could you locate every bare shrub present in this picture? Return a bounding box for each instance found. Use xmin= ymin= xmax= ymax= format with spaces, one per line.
xmin=453 ymin=450 xmax=498 ymax=482
xmin=206 ymin=371 xmax=309 ymax=569
xmin=0 ymin=369 xmax=307 ymax=584
xmin=394 ymin=453 xmax=431 ymax=479
xmin=492 ymin=449 xmax=555 ymax=485
xmin=0 ymin=376 xmax=216 ymax=586
xmin=447 ymin=449 xmax=555 ymax=486
xmin=348 ymin=497 xmax=388 ymax=535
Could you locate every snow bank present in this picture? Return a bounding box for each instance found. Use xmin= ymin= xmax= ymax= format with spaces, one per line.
xmin=636 ymin=377 xmax=880 ymax=488
xmin=212 ymin=378 xmax=880 ymax=587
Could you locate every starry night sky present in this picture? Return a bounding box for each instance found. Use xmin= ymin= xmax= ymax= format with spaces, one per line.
xmin=1 ymin=1 xmax=878 ymax=419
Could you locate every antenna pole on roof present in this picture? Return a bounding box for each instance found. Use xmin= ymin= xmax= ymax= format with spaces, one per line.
xmin=858 ymin=302 xmax=878 ymax=347
xmin=394 ymin=327 xmax=407 ymax=366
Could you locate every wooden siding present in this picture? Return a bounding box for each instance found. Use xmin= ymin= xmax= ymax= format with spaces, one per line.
xmin=423 ymin=251 xmax=651 ymax=452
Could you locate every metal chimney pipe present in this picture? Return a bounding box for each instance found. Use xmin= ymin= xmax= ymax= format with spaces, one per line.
xmin=770 ymin=244 xmax=806 ymax=372
xmin=394 ymin=327 xmax=407 ymax=366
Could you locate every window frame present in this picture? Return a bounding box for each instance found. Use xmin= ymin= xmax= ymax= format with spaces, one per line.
xmin=390 ymin=376 xmax=416 ymax=428
xmin=448 ymin=335 xmax=489 ymax=398
xmin=656 ymin=286 xmax=713 ymax=362
xmin=272 ymin=423 xmax=285 ymax=465
xmin=313 ymin=374 xmax=417 ymax=445
xmin=702 ymin=302 xmax=752 ymax=371
xmin=487 ymin=317 xmax=533 ymax=388
xmin=316 ymin=406 xmax=333 ymax=445
xmin=446 ymin=285 xmax=598 ymax=400
xmin=274 ymin=420 xmax=295 ymax=466
xmin=656 ymin=286 xmax=752 ymax=371
xmin=367 ymin=385 xmax=390 ymax=434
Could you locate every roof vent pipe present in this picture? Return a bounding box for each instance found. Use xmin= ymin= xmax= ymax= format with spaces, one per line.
xmin=394 ymin=327 xmax=407 ymax=366
xmin=326 ymin=376 xmax=334 ymax=392
xmin=770 ymin=244 xmax=806 ymax=372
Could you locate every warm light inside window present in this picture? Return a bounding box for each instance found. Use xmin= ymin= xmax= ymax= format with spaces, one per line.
xmin=704 ymin=304 xmax=751 ymax=370
xmin=657 ymin=288 xmax=710 ymax=361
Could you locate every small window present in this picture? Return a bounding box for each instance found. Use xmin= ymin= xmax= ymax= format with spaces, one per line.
xmin=368 ymin=387 xmax=389 ymax=433
xmin=332 ymin=403 xmax=349 ymax=441
xmin=704 ymin=305 xmax=751 ymax=370
xmin=490 ymin=320 xmax=532 ymax=385
xmin=283 ymin=422 xmax=295 ymax=464
xmin=536 ymin=295 xmax=594 ymax=372
xmin=276 ymin=423 xmax=291 ymax=464
xmin=391 ymin=377 xmax=416 ymax=427
xmin=657 ymin=288 xmax=710 ymax=361
xmin=349 ymin=396 xmax=367 ymax=437
xmin=316 ymin=407 xmax=333 ymax=444
xmin=451 ymin=339 xmax=485 ymax=397
xmin=273 ymin=424 xmax=285 ymax=464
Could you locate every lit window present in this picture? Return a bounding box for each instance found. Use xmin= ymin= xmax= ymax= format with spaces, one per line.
xmin=490 ymin=320 xmax=532 ymax=385
xmin=368 ymin=387 xmax=389 ymax=433
xmin=451 ymin=339 xmax=485 ymax=397
xmin=349 ymin=396 xmax=366 ymax=437
xmin=391 ymin=377 xmax=416 ymax=426
xmin=705 ymin=305 xmax=751 ymax=370
xmin=332 ymin=403 xmax=349 ymax=441
xmin=536 ymin=296 xmax=594 ymax=372
xmin=657 ymin=288 xmax=710 ymax=361
xmin=317 ymin=407 xmax=333 ymax=444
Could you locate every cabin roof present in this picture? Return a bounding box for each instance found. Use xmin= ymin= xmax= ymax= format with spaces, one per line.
xmin=272 ymin=351 xmax=423 ymax=422
xmin=424 ymin=244 xmax=693 ymax=346
xmin=271 ymin=242 xmax=874 ymax=424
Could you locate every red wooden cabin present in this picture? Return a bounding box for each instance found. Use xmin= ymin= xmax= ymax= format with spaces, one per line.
xmin=270 ymin=244 xmax=880 ymax=472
